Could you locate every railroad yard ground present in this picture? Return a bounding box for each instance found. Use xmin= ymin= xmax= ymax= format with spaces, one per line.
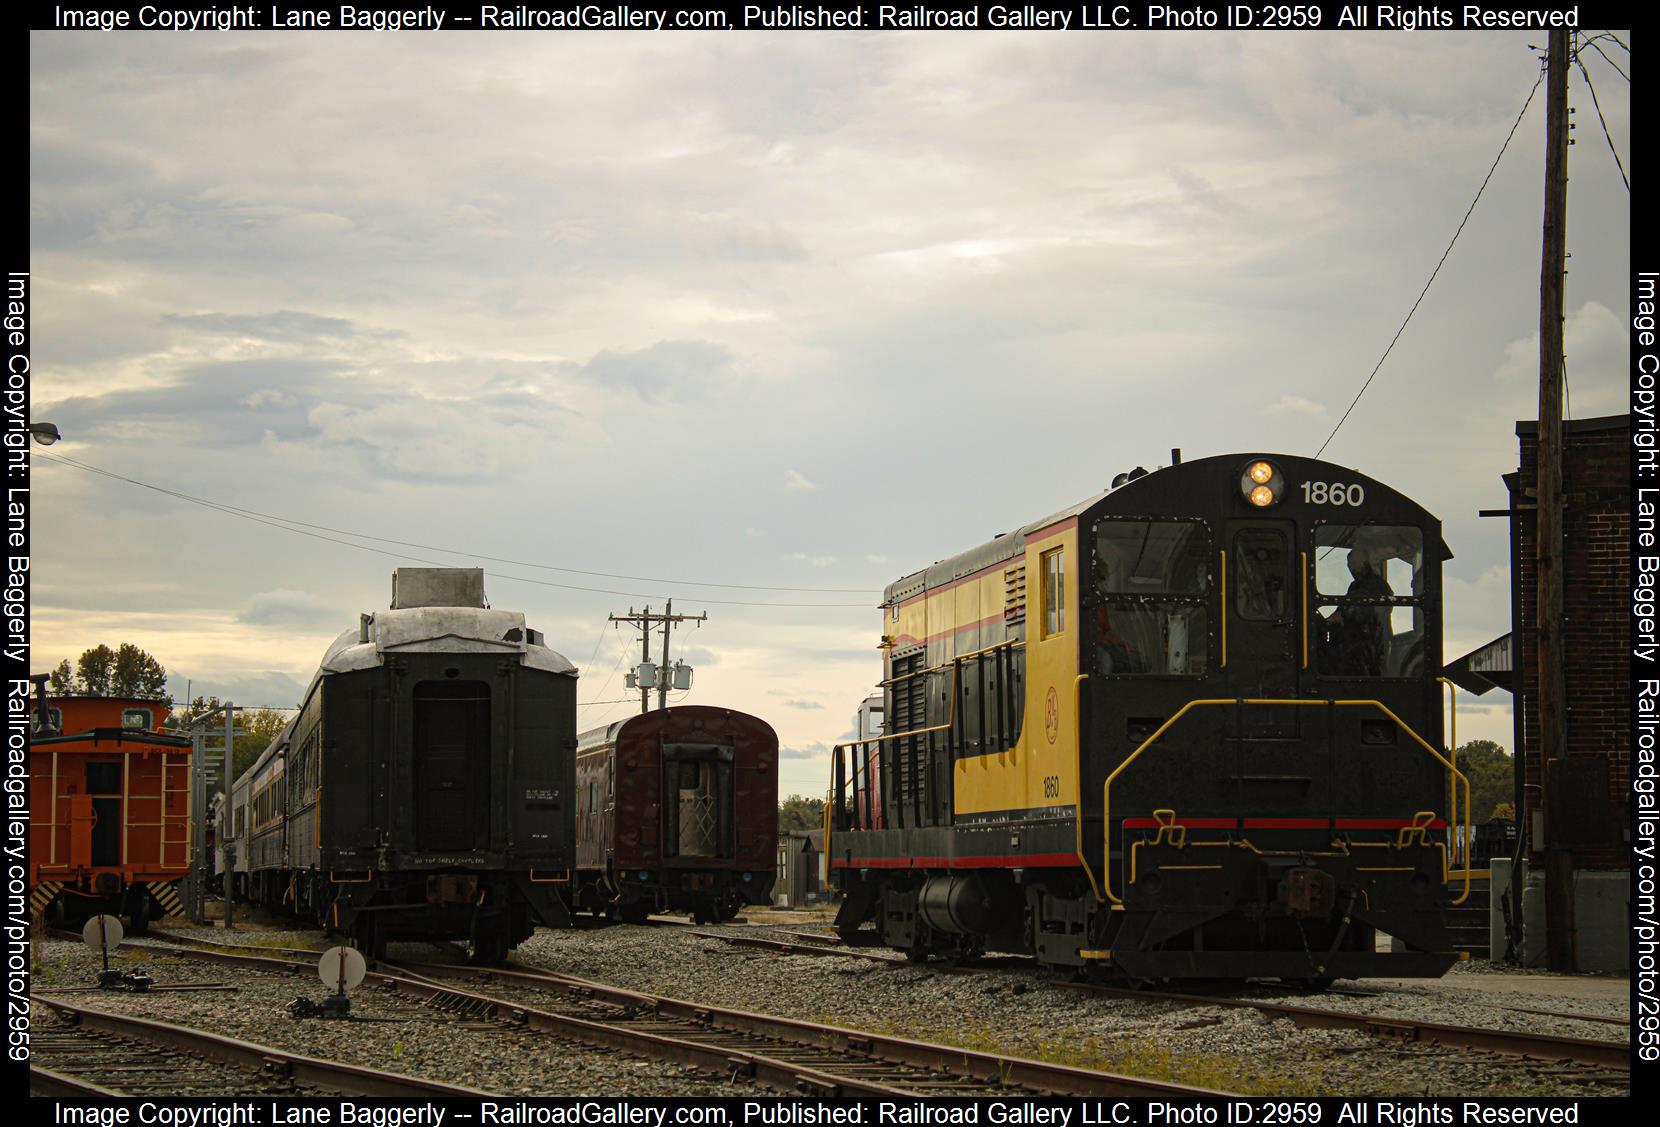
xmin=30 ymin=908 xmax=1630 ymax=1099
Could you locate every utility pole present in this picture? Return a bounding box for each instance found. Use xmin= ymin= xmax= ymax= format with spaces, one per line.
xmin=611 ymin=602 xmax=708 ymax=713
xmin=1537 ymin=28 xmax=1572 ymax=972
xmin=188 ymin=703 xmax=244 ymax=927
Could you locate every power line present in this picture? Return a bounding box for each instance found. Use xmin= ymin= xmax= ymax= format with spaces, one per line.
xmin=35 ymin=452 xmax=874 ymax=608
xmin=1573 ymin=52 xmax=1629 ymax=191
xmin=577 ymin=632 xmax=633 ymax=721
xmin=1581 ymin=38 xmax=1629 ymax=82
xmin=1315 ymin=70 xmax=1544 ymax=459
xmin=38 ymin=451 xmax=874 ymax=594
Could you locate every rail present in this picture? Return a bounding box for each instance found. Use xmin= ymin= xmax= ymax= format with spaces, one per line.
xmin=1100 ymin=697 xmax=1472 ymax=907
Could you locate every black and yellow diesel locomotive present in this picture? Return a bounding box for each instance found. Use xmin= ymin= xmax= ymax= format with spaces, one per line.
xmin=828 ymin=453 xmax=1470 ymax=982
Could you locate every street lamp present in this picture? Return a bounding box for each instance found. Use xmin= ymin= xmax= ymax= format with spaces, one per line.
xmin=29 ymin=422 xmax=60 ymax=445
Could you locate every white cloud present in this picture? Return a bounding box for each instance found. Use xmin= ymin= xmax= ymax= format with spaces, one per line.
xmin=238 ymin=588 xmax=338 ymax=627
xmin=783 ymin=469 xmax=818 ymax=492
xmin=1492 ymin=301 xmax=1628 ymax=418
xmin=1265 ymin=394 xmax=1326 ymax=417
xmin=780 ymin=741 xmax=831 ymax=761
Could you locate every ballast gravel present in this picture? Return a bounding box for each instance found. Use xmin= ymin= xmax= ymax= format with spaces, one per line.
xmin=29 ymin=913 xmax=1629 ymax=1099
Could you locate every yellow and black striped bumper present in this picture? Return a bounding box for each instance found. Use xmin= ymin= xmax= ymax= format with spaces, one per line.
xmin=30 ymin=882 xmax=63 ymax=916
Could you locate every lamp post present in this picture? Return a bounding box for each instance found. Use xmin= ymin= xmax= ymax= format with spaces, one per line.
xmin=29 ymin=422 xmax=60 ymax=446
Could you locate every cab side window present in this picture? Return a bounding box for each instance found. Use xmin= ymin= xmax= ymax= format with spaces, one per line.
xmin=1041 ymin=548 xmax=1065 ymax=637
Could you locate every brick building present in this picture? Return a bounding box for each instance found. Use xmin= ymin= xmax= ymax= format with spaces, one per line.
xmin=1509 ymin=415 xmax=1631 ymax=864
xmin=1503 ymin=414 xmax=1630 ymax=970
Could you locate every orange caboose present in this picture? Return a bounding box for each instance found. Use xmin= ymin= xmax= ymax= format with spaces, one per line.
xmin=29 ymin=694 xmax=192 ymax=931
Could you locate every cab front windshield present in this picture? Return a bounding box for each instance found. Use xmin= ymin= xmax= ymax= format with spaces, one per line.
xmin=1091 ymin=519 xmax=1209 ymax=676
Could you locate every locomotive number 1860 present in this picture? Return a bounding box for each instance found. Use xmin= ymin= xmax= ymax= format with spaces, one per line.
xmin=1300 ymin=481 xmax=1365 ymax=506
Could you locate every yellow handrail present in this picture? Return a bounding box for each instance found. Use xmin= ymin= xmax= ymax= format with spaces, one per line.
xmin=1300 ymin=552 xmax=1309 ymax=669
xmin=1100 ymin=698 xmax=1472 ymax=906
xmin=1073 ymin=674 xmax=1101 ymax=900
xmin=1219 ymin=551 xmax=1228 ymax=668
xmin=822 ymin=798 xmax=832 ymax=874
xmin=1437 ymin=676 xmax=1461 ymax=866
xmin=832 ymin=650 xmax=980 ymax=829
xmin=878 ymin=639 xmax=1019 ymax=689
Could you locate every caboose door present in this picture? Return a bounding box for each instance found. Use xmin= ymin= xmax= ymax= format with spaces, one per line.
xmin=86 ymin=760 xmax=123 ymax=867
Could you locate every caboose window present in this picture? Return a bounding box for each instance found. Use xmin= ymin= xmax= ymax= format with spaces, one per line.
xmin=1041 ymin=548 xmax=1065 ymax=637
xmin=121 ymin=708 xmax=152 ymax=730
xmin=1091 ymin=520 xmax=1211 ymax=676
xmin=1313 ymin=525 xmax=1426 ymax=678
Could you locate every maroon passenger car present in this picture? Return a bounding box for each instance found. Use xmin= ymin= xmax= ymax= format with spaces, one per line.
xmin=573 ymin=706 xmax=778 ymax=923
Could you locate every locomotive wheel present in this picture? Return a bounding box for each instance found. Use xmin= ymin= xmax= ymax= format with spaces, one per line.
xmin=126 ymin=894 xmax=151 ymax=936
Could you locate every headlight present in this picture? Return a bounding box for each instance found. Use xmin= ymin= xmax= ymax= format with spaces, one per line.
xmin=1240 ymin=460 xmax=1284 ymax=507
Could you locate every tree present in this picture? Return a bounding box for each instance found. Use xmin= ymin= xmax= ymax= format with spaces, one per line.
xmin=50 ymin=644 xmax=170 ymax=701
xmin=235 ymin=708 xmax=290 ymax=779
xmin=111 ymin=643 xmax=168 ymax=698
xmin=779 ymin=794 xmax=825 ymax=832
xmin=48 ymin=659 xmax=74 ymax=695
xmin=1453 ymin=739 xmax=1515 ymax=823
xmin=75 ymin=645 xmax=117 ymax=696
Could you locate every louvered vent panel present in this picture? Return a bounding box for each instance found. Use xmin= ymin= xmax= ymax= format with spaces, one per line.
xmin=1004 ymin=565 xmax=1027 ymax=620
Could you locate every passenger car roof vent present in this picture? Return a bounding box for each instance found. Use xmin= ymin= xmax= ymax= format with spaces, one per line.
xmin=390 ymin=568 xmax=488 ymax=610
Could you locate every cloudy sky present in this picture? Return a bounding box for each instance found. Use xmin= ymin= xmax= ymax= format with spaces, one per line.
xmin=28 ymin=28 xmax=1630 ymax=799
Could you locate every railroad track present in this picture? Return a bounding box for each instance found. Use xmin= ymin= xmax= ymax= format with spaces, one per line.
xmin=52 ymin=934 xmax=1230 ymax=1098
xmin=29 ymin=995 xmax=485 ymax=1097
xmin=384 ymin=956 xmax=1226 ymax=1097
xmin=687 ymin=928 xmax=1630 ymax=1071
